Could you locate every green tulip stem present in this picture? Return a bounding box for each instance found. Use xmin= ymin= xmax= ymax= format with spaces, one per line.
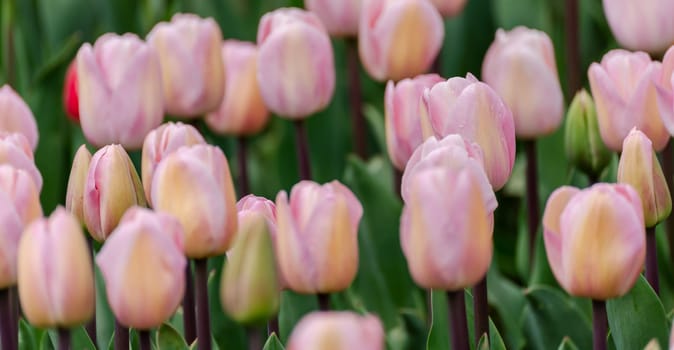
xmin=317 ymin=293 xmax=330 ymax=311
xmin=525 ymin=140 xmax=540 ymax=266
xmin=347 ymin=38 xmax=367 ymax=159
xmin=662 ymin=142 xmax=674 ymax=272
xmin=294 ymin=120 xmax=312 ymax=181
xmin=592 ymin=299 xmax=607 ymax=350
xmin=183 ymin=263 xmax=197 ymax=344
xmin=85 ymin=237 xmax=97 ymax=346
xmin=57 ymin=328 xmax=70 ymax=350
xmin=645 ymin=226 xmax=660 ymax=294
xmin=139 ymin=330 xmax=151 ymax=350
xmin=195 ymin=258 xmax=212 ymax=350
xmin=238 ymin=136 xmax=250 ymax=196
xmin=247 ymin=326 xmax=263 ymax=350
xmin=447 ymin=289 xmax=469 ymax=350
xmin=472 ymin=277 xmax=489 ymax=343
xmin=114 ymin=319 xmax=129 ymax=350
xmin=0 ymin=288 xmax=15 ymax=350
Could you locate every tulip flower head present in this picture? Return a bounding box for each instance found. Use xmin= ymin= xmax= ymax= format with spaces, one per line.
xmin=0 ymin=85 xmax=39 ymax=150
xmin=17 ymin=208 xmax=93 ymax=328
xmin=147 ymin=13 xmax=225 ymax=118
xmin=602 ymin=0 xmax=674 ymax=54
xmin=65 ymin=145 xmax=92 ymax=225
xmin=655 ymin=46 xmax=674 ymax=137
xmin=63 ymin=60 xmax=80 ymax=122
xmin=543 ymin=184 xmax=646 ymax=300
xmin=287 ymin=312 xmax=385 ymax=350
xmin=256 ymin=8 xmax=335 ymax=119
xmin=305 ymin=0 xmax=362 ymax=37
xmin=0 ymin=132 xmax=42 ymax=190
xmin=275 ymin=180 xmax=363 ymax=293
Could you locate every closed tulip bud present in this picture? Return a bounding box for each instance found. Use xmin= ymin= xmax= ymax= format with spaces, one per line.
xmin=84 ymin=145 xmax=146 ymax=242
xmin=205 ymin=41 xmax=270 ymax=135
xmin=275 ymin=180 xmax=363 ymax=293
xmin=359 ymin=0 xmax=444 ymax=82
xmin=588 ymin=50 xmax=668 ymax=151
xmin=0 ymin=132 xmax=42 ymax=190
xmin=420 ymin=74 xmax=516 ymax=190
xmin=385 ymin=74 xmax=444 ymax=170
xmin=76 ymin=33 xmax=164 ymax=150
xmin=257 ymin=8 xmax=335 ymax=118
xmin=564 ymin=90 xmax=612 ymax=178
xmin=287 ymin=312 xmax=385 ymax=350
xmin=221 ymin=213 xmax=279 ymax=324
xmin=17 ymin=208 xmax=93 ymax=327
xmin=602 ymin=0 xmax=674 ymax=54
xmin=147 ymin=14 xmax=225 ymax=117
xmin=141 ymin=122 xmax=206 ymax=205
xmin=152 ymin=144 xmax=238 ymax=258
xmin=618 ymin=129 xmax=671 ymax=227
xmin=0 ymin=85 xmax=39 ymax=150
xmin=65 ymin=145 xmax=92 ymax=225
xmin=429 ymin=0 xmax=468 ymax=17
xmin=63 ymin=60 xmax=80 ymax=122
xmin=543 ymin=184 xmax=645 ymax=300
xmin=305 ymin=0 xmax=362 ymax=37
xmin=96 ymin=207 xmax=186 ymax=329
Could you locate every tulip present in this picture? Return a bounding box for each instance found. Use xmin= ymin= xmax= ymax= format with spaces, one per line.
xmin=655 ymin=46 xmax=674 ymax=136
xmin=588 ymin=49 xmax=668 ymax=151
xmin=141 ymin=122 xmax=205 ymax=205
xmin=564 ymin=90 xmax=612 ymax=179
xmin=305 ymin=0 xmax=362 ymax=37
xmin=275 ymin=180 xmax=362 ymax=293
xmin=359 ymin=0 xmax=444 ymax=82
xmin=0 ymin=85 xmax=39 ymax=150
xmin=286 ymin=312 xmax=385 ymax=350
xmin=428 ymin=0 xmax=468 ymax=17
xmin=17 ymin=208 xmax=93 ymax=327
xmin=76 ymin=33 xmax=163 ymax=149
xmin=602 ymin=0 xmax=674 ymax=54
xmin=205 ymin=41 xmax=270 ymax=135
xmin=257 ymin=8 xmax=335 ymax=118
xmin=385 ymin=74 xmax=444 ymax=170
xmin=147 ymin=13 xmax=225 ymax=118
xmin=152 ymin=144 xmax=238 ymax=258
xmin=420 ymin=74 xmax=516 ymax=190
xmin=542 ymin=183 xmax=645 ymax=299
xmin=96 ymin=207 xmax=186 ymax=329
xmin=83 ymin=145 xmax=146 ymax=242
xmin=617 ymin=128 xmax=671 ymax=227
xmin=65 ymin=145 xmax=92 ymax=225
xmin=0 ymin=132 xmax=42 ymax=190
xmin=221 ymin=212 xmax=279 ymax=324
xmin=63 ymin=60 xmax=80 ymax=122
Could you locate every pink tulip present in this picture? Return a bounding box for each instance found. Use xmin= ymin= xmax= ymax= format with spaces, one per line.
xmin=152 ymin=144 xmax=238 ymax=258
xmin=305 ymin=0 xmax=362 ymax=36
xmin=65 ymin=145 xmax=92 ymax=225
xmin=76 ymin=33 xmax=163 ymax=150
xmin=482 ymin=27 xmax=564 ymax=138
xmin=428 ymin=0 xmax=468 ymax=17
xmin=359 ymin=0 xmax=444 ymax=82
xmin=385 ymin=74 xmax=444 ymax=170
xmin=96 ymin=207 xmax=186 ymax=329
xmin=602 ymin=0 xmax=674 ymax=54
xmin=275 ymin=180 xmax=363 ymax=293
xmin=147 ymin=13 xmax=225 ymax=117
xmin=287 ymin=312 xmax=385 ymax=350
xmin=0 ymin=132 xmax=42 ymax=190
xmin=588 ymin=49 xmax=668 ymax=151
xmin=655 ymin=46 xmax=674 ymax=138
xmin=17 ymin=208 xmax=93 ymax=327
xmin=543 ymin=183 xmax=646 ymax=300
xmin=141 ymin=122 xmax=206 ymax=205
xmin=63 ymin=60 xmax=80 ymax=122
xmin=205 ymin=40 xmax=270 ymax=135
xmin=0 ymin=85 xmax=39 ymax=150
xmin=420 ymin=74 xmax=516 ymax=190
xmin=257 ymin=8 xmax=335 ymax=118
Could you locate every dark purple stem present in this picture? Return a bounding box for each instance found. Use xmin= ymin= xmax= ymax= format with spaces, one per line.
xmin=195 ymin=258 xmax=211 ymax=350
xmin=525 ymin=140 xmax=540 ymax=265
xmin=114 ymin=319 xmax=128 ymax=350
xmin=662 ymin=143 xmax=674 ymax=273
xmin=447 ymin=290 xmax=469 ymax=350
xmin=58 ymin=328 xmax=70 ymax=350
xmin=317 ymin=293 xmax=330 ymax=311
xmin=139 ymin=330 xmax=151 ymax=350
xmin=393 ymin=168 xmax=402 ymax=199
xmin=183 ymin=263 xmax=197 ymax=344
xmin=267 ymin=316 xmax=279 ymax=336
xmin=238 ymin=136 xmax=250 ymax=196
xmin=347 ymin=39 xmax=367 ymax=159
xmin=564 ymin=0 xmax=581 ymax=97
xmin=294 ymin=120 xmax=312 ymax=181
xmin=473 ymin=277 xmax=489 ymax=343
xmin=0 ymin=288 xmax=15 ymax=350
xmin=646 ymin=226 xmax=660 ymax=294
xmin=248 ymin=327 xmax=263 ymax=350
xmin=592 ymin=299 xmax=607 ymax=350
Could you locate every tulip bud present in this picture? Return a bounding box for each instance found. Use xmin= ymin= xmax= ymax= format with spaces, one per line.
xmin=359 ymin=0 xmax=444 ymax=82
xmin=257 ymin=8 xmax=335 ymax=118
xmin=543 ymin=183 xmax=645 ymax=300
xmin=221 ymin=213 xmax=279 ymax=324
xmin=152 ymin=144 xmax=238 ymax=258
xmin=305 ymin=0 xmax=362 ymax=37
xmin=617 ymin=129 xmax=672 ymax=227
xmin=0 ymin=85 xmax=39 ymax=150
xmin=385 ymin=74 xmax=444 ymax=170
xmin=0 ymin=132 xmax=42 ymax=190
xmin=275 ymin=180 xmax=363 ymax=293
xmin=147 ymin=13 xmax=225 ymax=118
xmin=602 ymin=0 xmax=674 ymax=54
xmin=564 ymin=90 xmax=612 ymax=178
xmin=141 ymin=122 xmax=206 ymax=205
xmin=420 ymin=74 xmax=516 ymax=190
xmin=205 ymin=40 xmax=270 ymax=135
xmin=287 ymin=312 xmax=385 ymax=350
xmin=428 ymin=0 xmax=468 ymax=17
xmin=17 ymin=208 xmax=94 ymax=327
xmin=588 ymin=49 xmax=668 ymax=151
xmin=83 ymin=145 xmax=146 ymax=241
xmin=482 ymin=27 xmax=564 ymax=138
xmin=96 ymin=207 xmax=186 ymax=329
xmin=76 ymin=33 xmax=164 ymax=150
xmin=63 ymin=60 xmax=80 ymax=122
xmin=65 ymin=145 xmax=92 ymax=225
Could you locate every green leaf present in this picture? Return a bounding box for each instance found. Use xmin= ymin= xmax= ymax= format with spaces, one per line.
xmin=488 ymin=319 xmax=507 ymax=350
xmin=208 ymin=256 xmax=247 ymax=350
xmin=362 ymin=104 xmax=387 ymax=157
xmin=278 ymin=291 xmax=317 ymax=342
xmin=262 ymin=333 xmax=285 ymax=350
xmin=71 ymin=325 xmax=97 ymax=349
xmin=607 ymin=276 xmax=670 ymax=349
xmin=426 ymin=290 xmax=449 ymax=350
xmin=477 ymin=334 xmax=489 ymax=350
xmin=19 ymin=319 xmax=40 ymax=350
xmin=557 ymin=337 xmax=580 ymax=350
xmin=486 ymin=268 xmax=526 ymax=350
xmin=157 ymin=323 xmax=188 ymax=350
